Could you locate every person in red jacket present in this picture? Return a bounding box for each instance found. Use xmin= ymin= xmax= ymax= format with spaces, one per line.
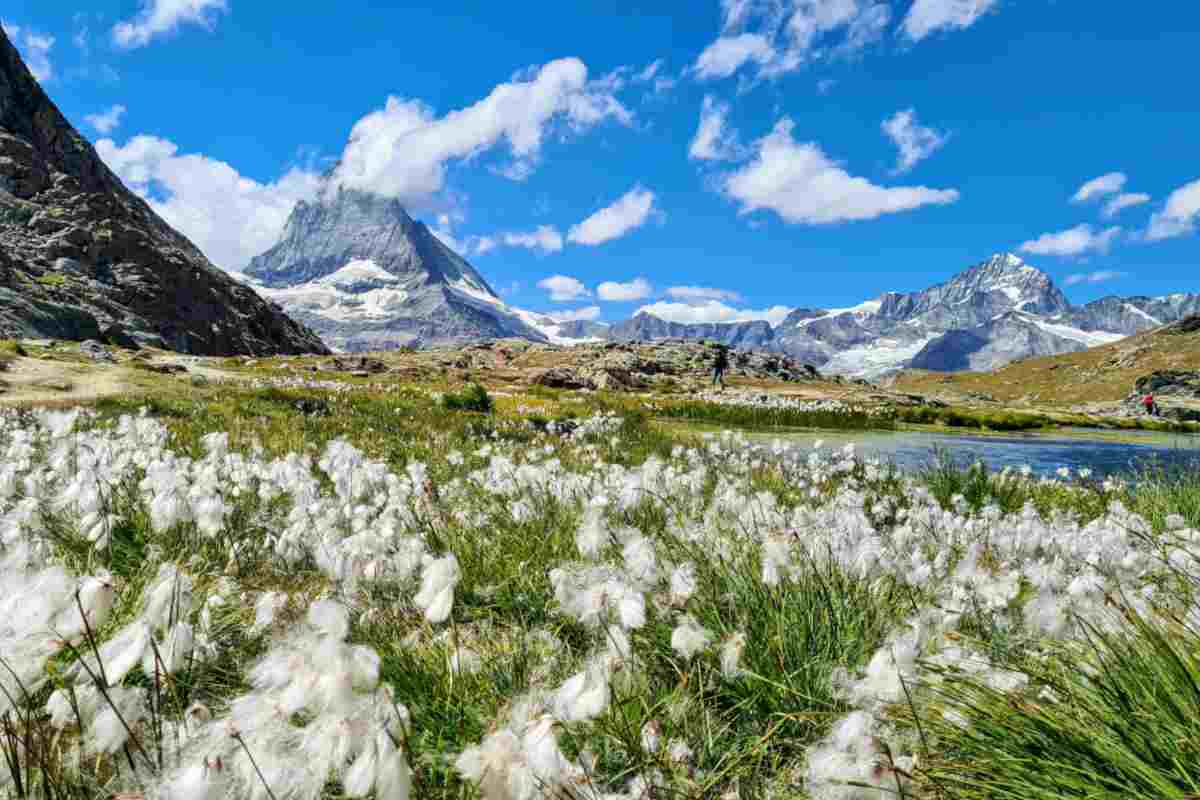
xmin=1142 ymin=393 xmax=1158 ymax=416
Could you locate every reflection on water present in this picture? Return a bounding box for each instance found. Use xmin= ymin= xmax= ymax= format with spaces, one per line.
xmin=745 ymin=429 xmax=1200 ymax=478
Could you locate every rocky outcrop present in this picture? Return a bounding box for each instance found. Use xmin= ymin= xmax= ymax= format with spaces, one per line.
xmin=1135 ymin=371 xmax=1200 ymax=397
xmin=0 ymin=27 xmax=327 ymax=355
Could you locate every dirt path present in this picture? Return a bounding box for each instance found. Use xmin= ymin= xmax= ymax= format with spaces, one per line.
xmin=0 ymin=357 xmax=130 ymax=405
xmin=0 ymin=353 xmax=248 ymax=406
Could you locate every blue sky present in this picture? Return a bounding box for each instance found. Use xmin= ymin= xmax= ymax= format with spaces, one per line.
xmin=3 ymin=1 xmax=1199 ymax=325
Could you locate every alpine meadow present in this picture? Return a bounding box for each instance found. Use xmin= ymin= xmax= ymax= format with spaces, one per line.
xmin=2 ymin=2 xmax=1200 ymax=800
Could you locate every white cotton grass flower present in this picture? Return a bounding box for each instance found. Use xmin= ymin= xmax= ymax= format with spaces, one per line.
xmin=554 ymin=658 xmax=611 ymax=722
xmin=667 ymin=739 xmax=693 ymax=764
xmin=641 ymin=720 xmax=662 ymax=753
xmin=415 ymin=554 xmax=461 ymax=624
xmin=671 ymin=615 xmax=713 ymax=659
xmin=720 ymin=632 xmax=746 ymax=678
xmin=252 ymin=591 xmax=287 ymax=633
xmin=669 ymin=562 xmax=698 ymax=605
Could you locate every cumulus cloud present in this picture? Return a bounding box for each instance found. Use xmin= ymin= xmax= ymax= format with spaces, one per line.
xmin=84 ymin=104 xmax=127 ymax=135
xmin=503 ymin=226 xmax=564 ymax=254
xmin=537 ymin=274 xmax=590 ymax=301
xmin=2 ymin=21 xmax=55 ymax=82
xmin=545 ymin=306 xmax=601 ymax=323
xmin=637 ymin=300 xmax=792 ymax=326
xmin=112 ymin=0 xmax=229 ymax=49
xmin=1071 ymin=172 xmax=1126 ymax=204
xmin=901 ymin=0 xmax=999 ymax=41
xmin=1019 ymin=224 xmax=1122 ymax=257
xmin=722 ymin=118 xmax=959 ymax=224
xmin=96 ymin=134 xmax=321 ymax=270
xmin=693 ymin=33 xmax=777 ymax=80
xmin=1102 ymin=192 xmax=1151 ymax=218
xmin=568 ymin=186 xmax=659 ymax=246
xmin=667 ymin=285 xmax=744 ymax=303
xmin=881 ymin=108 xmax=948 ymax=174
xmin=1144 ymin=178 xmax=1200 ymax=241
xmin=1064 ymin=270 xmax=1126 ymax=286
xmin=597 ymin=278 xmax=654 ymax=302
xmin=694 ymin=1 xmax=892 ymax=82
xmin=689 ymin=96 xmax=743 ymax=161
xmin=332 ymin=58 xmax=631 ymax=207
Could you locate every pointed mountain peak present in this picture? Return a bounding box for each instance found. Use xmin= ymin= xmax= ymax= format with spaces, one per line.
xmin=246 ymin=184 xmax=497 ymax=298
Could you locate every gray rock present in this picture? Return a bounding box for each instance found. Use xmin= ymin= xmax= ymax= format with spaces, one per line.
xmin=0 ymin=28 xmax=328 ymax=357
xmin=1135 ymin=371 xmax=1200 ymax=397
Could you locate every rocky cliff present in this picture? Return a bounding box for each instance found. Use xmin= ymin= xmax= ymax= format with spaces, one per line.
xmin=0 ymin=27 xmax=327 ymax=355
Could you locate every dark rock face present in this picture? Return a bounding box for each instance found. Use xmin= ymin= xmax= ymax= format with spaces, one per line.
xmin=0 ymin=28 xmax=327 ymax=355
xmin=910 ymin=313 xmax=1092 ymax=372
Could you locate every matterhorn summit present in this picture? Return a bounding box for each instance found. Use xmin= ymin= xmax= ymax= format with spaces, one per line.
xmin=244 ymin=186 xmax=570 ymax=351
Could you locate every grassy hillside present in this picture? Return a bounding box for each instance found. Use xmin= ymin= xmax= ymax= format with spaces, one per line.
xmin=893 ymin=315 xmax=1200 ymax=406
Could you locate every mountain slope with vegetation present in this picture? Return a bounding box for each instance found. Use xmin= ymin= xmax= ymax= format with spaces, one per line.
xmin=893 ymin=314 xmax=1200 ymax=409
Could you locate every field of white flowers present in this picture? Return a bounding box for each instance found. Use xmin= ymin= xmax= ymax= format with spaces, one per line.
xmin=2 ymin=390 xmax=1199 ymax=799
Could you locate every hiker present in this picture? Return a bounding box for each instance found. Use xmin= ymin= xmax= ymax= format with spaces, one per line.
xmin=712 ymin=345 xmax=730 ymax=390
xmin=1141 ymin=393 xmax=1159 ymax=417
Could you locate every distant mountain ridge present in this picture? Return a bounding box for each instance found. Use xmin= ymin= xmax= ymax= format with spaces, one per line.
xmin=598 ymin=254 xmax=1200 ymax=377
xmin=235 ymin=180 xmax=1197 ymax=374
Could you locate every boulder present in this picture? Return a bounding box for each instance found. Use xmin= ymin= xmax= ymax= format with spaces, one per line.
xmin=1134 ymin=370 xmax=1200 ymax=397
xmin=79 ymin=339 xmax=114 ymax=362
xmin=532 ymin=367 xmax=595 ymax=390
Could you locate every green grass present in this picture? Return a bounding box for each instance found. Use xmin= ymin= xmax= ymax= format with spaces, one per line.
xmin=441 ymin=382 xmax=494 ymax=413
xmin=652 ymin=399 xmax=895 ymax=432
xmin=897 ymin=404 xmax=1051 ymax=432
xmin=907 ymin=606 xmax=1200 ymax=800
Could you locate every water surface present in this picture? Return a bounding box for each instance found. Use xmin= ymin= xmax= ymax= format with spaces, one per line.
xmin=745 ymin=429 xmax=1200 ymax=478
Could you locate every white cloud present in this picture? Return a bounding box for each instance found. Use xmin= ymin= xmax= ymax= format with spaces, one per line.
xmin=84 ymin=104 xmax=127 ymax=135
xmin=332 ymin=58 xmax=631 ymax=206
xmin=722 ymin=118 xmax=959 ymax=224
xmin=1019 ymin=224 xmax=1122 ymax=257
xmin=1102 ymin=192 xmax=1151 ymax=218
xmin=689 ymin=96 xmax=743 ymax=162
xmin=881 ymin=108 xmax=948 ymax=174
xmin=667 ymin=286 xmax=744 ymax=303
xmin=693 ymin=33 xmax=777 ymax=80
xmin=3 ymin=21 xmax=55 ymax=82
xmin=1064 ymin=270 xmax=1125 ymax=286
xmin=597 ymin=278 xmax=654 ymax=302
xmin=1145 ymin=178 xmax=1200 ymax=241
xmin=637 ymin=300 xmax=792 ymax=326
xmin=112 ymin=0 xmax=229 ymax=49
xmin=902 ymin=0 xmax=1000 ymax=41
xmin=635 ymin=59 xmax=663 ymax=82
xmin=695 ymin=1 xmax=893 ymax=82
xmin=546 ymin=306 xmax=601 ymax=323
xmin=568 ymin=186 xmax=659 ymax=246
xmin=1071 ymin=172 xmax=1126 ymax=204
xmin=503 ymin=226 xmax=564 ymax=254
xmin=537 ymin=274 xmax=590 ymax=301
xmin=96 ymin=134 xmax=321 ymax=271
